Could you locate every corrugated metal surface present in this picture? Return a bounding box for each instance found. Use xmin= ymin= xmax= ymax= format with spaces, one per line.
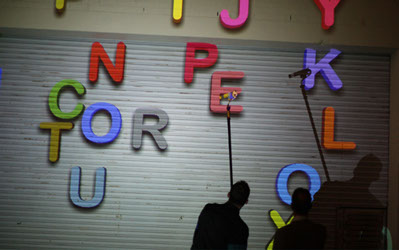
xmin=0 ymin=32 xmax=390 ymax=249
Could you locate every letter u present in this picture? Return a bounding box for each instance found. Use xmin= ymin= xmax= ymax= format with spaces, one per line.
xmin=69 ymin=167 xmax=106 ymax=208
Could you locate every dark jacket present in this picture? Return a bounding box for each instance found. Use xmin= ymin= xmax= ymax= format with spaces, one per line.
xmin=273 ymin=219 xmax=326 ymax=249
xmin=191 ymin=202 xmax=249 ymax=250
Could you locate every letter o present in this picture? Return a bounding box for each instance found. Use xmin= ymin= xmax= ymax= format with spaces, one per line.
xmin=81 ymin=102 xmax=121 ymax=144
xmin=276 ymin=164 xmax=321 ymax=205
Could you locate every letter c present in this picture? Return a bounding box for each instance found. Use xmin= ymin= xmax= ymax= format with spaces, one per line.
xmin=49 ymin=79 xmax=86 ymax=120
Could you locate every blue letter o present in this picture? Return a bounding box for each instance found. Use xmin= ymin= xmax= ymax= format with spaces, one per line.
xmin=276 ymin=163 xmax=321 ymax=205
xmin=82 ymin=102 xmax=122 ymax=144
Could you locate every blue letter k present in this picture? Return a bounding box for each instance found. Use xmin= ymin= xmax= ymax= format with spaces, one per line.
xmin=303 ymin=48 xmax=343 ymax=91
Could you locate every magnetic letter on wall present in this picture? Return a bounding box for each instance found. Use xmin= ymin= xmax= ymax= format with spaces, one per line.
xmin=184 ymin=43 xmax=218 ymax=84
xmin=173 ymin=0 xmax=183 ymax=23
xmin=322 ymin=107 xmax=356 ymax=150
xmin=49 ymin=80 xmax=86 ymax=120
xmin=81 ymin=102 xmax=122 ymax=144
xmin=40 ymin=122 xmax=74 ymax=162
xmin=220 ymin=0 xmax=249 ymax=29
xmin=89 ymin=42 xmax=126 ymax=83
xmin=303 ymin=48 xmax=343 ymax=91
xmin=266 ymin=210 xmax=294 ymax=250
xmin=210 ymin=71 xmax=244 ymax=114
xmin=132 ymin=108 xmax=169 ymax=150
xmin=313 ymin=0 xmax=341 ymax=30
xmin=70 ymin=167 xmax=106 ymax=208
xmin=276 ymin=164 xmax=321 ymax=205
xmin=55 ymin=0 xmax=66 ymax=11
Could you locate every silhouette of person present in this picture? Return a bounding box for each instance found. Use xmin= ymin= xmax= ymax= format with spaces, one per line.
xmin=273 ymin=188 xmax=326 ymax=249
xmin=191 ymin=181 xmax=250 ymax=250
xmin=309 ymin=153 xmax=385 ymax=249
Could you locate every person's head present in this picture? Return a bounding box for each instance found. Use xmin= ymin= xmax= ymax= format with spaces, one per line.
xmin=291 ymin=188 xmax=312 ymax=216
xmin=228 ymin=180 xmax=250 ymax=208
xmin=353 ymin=153 xmax=382 ymax=183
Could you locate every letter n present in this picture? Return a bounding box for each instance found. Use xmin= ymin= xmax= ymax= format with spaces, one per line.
xmin=89 ymin=42 xmax=126 ymax=83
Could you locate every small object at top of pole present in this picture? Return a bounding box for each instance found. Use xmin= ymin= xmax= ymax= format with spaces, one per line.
xmin=288 ymin=69 xmax=311 ymax=80
xmin=220 ymin=90 xmax=239 ymax=105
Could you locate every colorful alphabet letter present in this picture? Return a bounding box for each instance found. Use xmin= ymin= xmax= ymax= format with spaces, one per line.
xmin=81 ymin=102 xmax=122 ymax=144
xmin=40 ymin=122 xmax=74 ymax=162
xmin=69 ymin=167 xmax=106 ymax=208
xmin=173 ymin=0 xmax=183 ymax=23
xmin=210 ymin=71 xmax=243 ymax=114
xmin=276 ymin=164 xmax=321 ymax=205
xmin=184 ymin=43 xmax=218 ymax=84
xmin=220 ymin=0 xmax=249 ymax=29
xmin=89 ymin=42 xmax=126 ymax=83
xmin=48 ymin=80 xmax=86 ymax=120
xmin=132 ymin=108 xmax=169 ymax=150
xmin=322 ymin=107 xmax=356 ymax=150
xmin=55 ymin=0 xmax=65 ymax=11
xmin=266 ymin=210 xmax=294 ymax=250
xmin=313 ymin=0 xmax=341 ymax=30
xmin=303 ymin=48 xmax=343 ymax=91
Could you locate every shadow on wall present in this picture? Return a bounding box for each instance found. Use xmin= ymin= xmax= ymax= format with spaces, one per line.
xmin=309 ymin=153 xmax=386 ymax=249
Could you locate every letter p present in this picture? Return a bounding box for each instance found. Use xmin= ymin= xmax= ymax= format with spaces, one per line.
xmin=184 ymin=43 xmax=218 ymax=84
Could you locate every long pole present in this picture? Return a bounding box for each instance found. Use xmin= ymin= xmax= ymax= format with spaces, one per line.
xmin=227 ymin=104 xmax=233 ymax=188
xmin=299 ymin=84 xmax=331 ymax=182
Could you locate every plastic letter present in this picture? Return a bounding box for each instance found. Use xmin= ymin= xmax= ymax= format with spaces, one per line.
xmin=269 ymin=210 xmax=294 ymax=229
xmin=303 ymin=48 xmax=343 ymax=91
xmin=56 ymin=0 xmax=66 ymax=11
xmin=313 ymin=0 xmax=341 ymax=30
xmin=276 ymin=164 xmax=321 ymax=205
xmin=132 ymin=108 xmax=169 ymax=150
xmin=173 ymin=0 xmax=183 ymax=23
xmin=184 ymin=43 xmax=218 ymax=84
xmin=48 ymin=79 xmax=86 ymax=120
xmin=210 ymin=71 xmax=243 ymax=114
xmin=40 ymin=122 xmax=74 ymax=162
xmin=266 ymin=210 xmax=294 ymax=250
xmin=89 ymin=42 xmax=126 ymax=83
xmin=81 ymin=102 xmax=122 ymax=144
xmin=322 ymin=107 xmax=356 ymax=150
xmin=69 ymin=167 xmax=106 ymax=208
xmin=220 ymin=0 xmax=249 ymax=29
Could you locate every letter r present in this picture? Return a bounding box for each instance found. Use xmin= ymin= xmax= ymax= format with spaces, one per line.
xmin=132 ymin=108 xmax=169 ymax=150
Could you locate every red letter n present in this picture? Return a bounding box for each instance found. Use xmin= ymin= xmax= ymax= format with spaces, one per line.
xmin=89 ymin=42 xmax=126 ymax=83
xmin=184 ymin=42 xmax=218 ymax=84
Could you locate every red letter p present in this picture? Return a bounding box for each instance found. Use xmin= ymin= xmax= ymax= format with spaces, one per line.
xmin=184 ymin=42 xmax=218 ymax=84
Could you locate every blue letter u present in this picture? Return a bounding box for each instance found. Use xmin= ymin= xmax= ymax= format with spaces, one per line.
xmin=69 ymin=167 xmax=106 ymax=208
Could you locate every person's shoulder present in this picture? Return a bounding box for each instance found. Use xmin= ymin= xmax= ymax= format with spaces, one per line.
xmin=308 ymin=220 xmax=326 ymax=229
xmin=204 ymin=203 xmax=221 ymax=209
xmin=202 ymin=203 xmax=223 ymax=213
xmin=305 ymin=220 xmax=327 ymax=237
xmin=314 ymin=221 xmax=327 ymax=234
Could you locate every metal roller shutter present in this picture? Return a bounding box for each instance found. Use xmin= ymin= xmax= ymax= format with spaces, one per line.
xmin=0 ymin=30 xmax=389 ymax=249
